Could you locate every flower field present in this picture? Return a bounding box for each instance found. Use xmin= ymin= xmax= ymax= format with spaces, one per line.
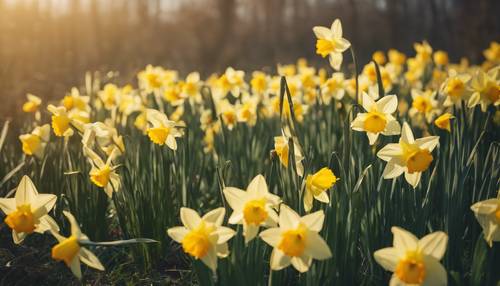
xmin=0 ymin=19 xmax=499 ymax=285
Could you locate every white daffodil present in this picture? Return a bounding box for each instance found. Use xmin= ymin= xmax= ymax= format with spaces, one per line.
xmin=259 ymin=205 xmax=332 ymax=273
xmin=470 ymin=197 xmax=500 ymax=247
xmin=377 ymin=122 xmax=439 ymax=188
xmin=374 ymin=227 xmax=448 ymax=286
xmin=146 ymin=108 xmax=183 ymax=150
xmin=19 ymin=124 xmax=51 ymax=159
xmin=83 ymin=146 xmax=121 ymax=198
xmin=0 ymin=175 xmax=58 ymax=244
xmin=51 ymin=211 xmax=105 ymax=279
xmin=467 ymin=67 xmax=499 ymax=112
xmin=313 ymin=19 xmax=351 ymax=70
xmin=167 ymin=207 xmax=236 ymax=272
xmin=351 ymin=93 xmax=401 ymax=145
xmin=223 ymin=174 xmax=281 ymax=243
xmin=304 ymin=167 xmax=338 ymax=212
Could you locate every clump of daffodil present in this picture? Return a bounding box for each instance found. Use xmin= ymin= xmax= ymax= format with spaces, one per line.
xmin=377 ymin=122 xmax=439 ymax=188
xmin=19 ymin=124 xmax=50 ymax=159
xmin=440 ymin=70 xmax=471 ymax=107
xmin=351 ymin=93 xmax=401 ymax=145
xmin=409 ymin=89 xmax=439 ymax=123
xmin=467 ymin=67 xmax=499 ymax=112
xmin=22 ymin=93 xmax=42 ymax=113
xmin=146 ymin=109 xmax=183 ymax=150
xmin=83 ymin=146 xmax=121 ymax=198
xmin=223 ymin=174 xmax=281 ymax=243
xmin=304 ymin=167 xmax=338 ymax=212
xmin=374 ymin=227 xmax=448 ymax=286
xmin=434 ymin=113 xmax=454 ymax=132
xmin=274 ymin=131 xmax=304 ymax=177
xmin=313 ymin=19 xmax=351 ymax=70
xmin=259 ymin=205 xmax=332 ymax=273
xmin=47 ymin=104 xmax=75 ymax=137
xmin=470 ymin=197 xmax=500 ymax=247
xmin=0 ymin=175 xmax=59 ymax=244
xmin=51 ymin=211 xmax=105 ymax=279
xmin=167 ymin=207 xmax=236 ymax=272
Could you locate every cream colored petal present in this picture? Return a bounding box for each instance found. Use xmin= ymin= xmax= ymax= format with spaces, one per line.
xmin=200 ymin=247 xmax=217 ymax=272
xmin=377 ymin=95 xmax=398 ymax=114
xmin=216 ymin=242 xmax=229 ymax=258
xmin=382 ymin=119 xmax=401 ymax=136
xmin=279 ymin=204 xmax=300 ymax=229
xmin=422 ymin=256 xmax=447 ymax=286
xmin=331 ymin=19 xmax=342 ymax=38
xmin=79 ymin=247 xmax=105 ymax=271
xmin=180 ymin=207 xmax=201 ymax=230
xmin=31 ymin=193 xmax=57 ymax=218
xmin=415 ymin=136 xmax=439 ymax=151
xmin=36 ymin=215 xmax=60 ymax=233
xmin=0 ymin=198 xmax=16 ymax=214
xmin=392 ymin=227 xmax=418 ymax=252
xmin=266 ymin=193 xmax=282 ymax=206
xmin=334 ymin=38 xmax=351 ymax=52
xmin=389 ymin=275 xmax=405 ymax=286
xmin=400 ymin=122 xmax=415 ymax=144
xmin=15 ymin=175 xmax=38 ymax=206
xmin=303 ymin=189 xmax=314 ymax=213
xmin=470 ymin=199 xmax=499 ymax=215
xmin=291 ymin=256 xmax=311 ymax=273
xmin=314 ymin=191 xmax=330 ymax=204
xmin=247 ymin=174 xmax=268 ymax=197
xmin=12 ymin=230 xmax=27 ymax=244
xmin=166 ymin=135 xmax=177 ymax=151
xmin=259 ymin=227 xmax=282 ymax=247
xmin=223 ymin=187 xmax=247 ymax=211
xmin=312 ymin=26 xmax=331 ymax=39
xmin=215 ymin=226 xmax=236 ymax=244
xmin=367 ymin=132 xmax=379 ymax=145
xmin=404 ymin=171 xmax=421 ymax=188
xmin=362 ymin=92 xmax=376 ymax=111
xmin=305 ymin=231 xmax=332 ymax=260
xmin=301 ymin=210 xmax=324 ymax=232
xmin=270 ymin=249 xmax=291 ymax=271
xmin=382 ymin=163 xmax=405 ymax=179
xmin=167 ymin=226 xmax=189 ymax=243
xmin=329 ymin=53 xmax=343 ymax=71
xmin=374 ymin=247 xmax=400 ymax=272
xmin=69 ymin=257 xmax=82 ymax=280
xmin=63 ymin=211 xmax=82 ymax=238
xmin=377 ymin=143 xmax=402 ymax=161
xmin=202 ymin=207 xmax=225 ymax=226
xmin=228 ymin=211 xmax=243 ymax=224
xmin=351 ymin=113 xmax=367 ymax=131
xmin=243 ymin=223 xmax=259 ymax=244
xmin=418 ymin=231 xmax=448 ymax=261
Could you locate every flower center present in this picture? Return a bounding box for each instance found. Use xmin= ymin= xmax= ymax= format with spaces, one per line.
xmin=395 ymin=251 xmax=426 ymax=284
xmin=181 ymin=222 xmax=214 ymax=259
xmin=222 ymin=111 xmax=237 ymax=126
xmin=52 ymin=115 xmax=71 ymax=137
xmin=147 ymin=127 xmax=170 ymax=145
xmin=364 ymin=111 xmax=387 ymax=133
xmin=52 ymin=236 xmax=81 ymax=266
xmin=412 ymin=96 xmax=432 ymax=113
xmin=316 ymin=39 xmax=336 ymax=58
xmin=5 ymin=204 xmax=36 ymax=234
xmin=485 ymin=84 xmax=499 ymax=103
xmin=405 ymin=149 xmax=433 ymax=174
xmin=90 ymin=165 xmax=112 ymax=187
xmin=278 ymin=225 xmax=307 ymax=257
xmin=147 ymin=73 xmax=162 ymax=89
xmin=62 ymin=95 xmax=75 ymax=110
xmin=445 ymin=78 xmax=465 ymax=98
xmin=307 ymin=167 xmax=337 ymax=196
xmin=243 ymin=199 xmax=268 ymax=225
xmin=21 ymin=135 xmax=41 ymax=156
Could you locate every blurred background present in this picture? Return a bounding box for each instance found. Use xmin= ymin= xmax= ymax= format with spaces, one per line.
xmin=0 ymin=0 xmax=499 ymax=119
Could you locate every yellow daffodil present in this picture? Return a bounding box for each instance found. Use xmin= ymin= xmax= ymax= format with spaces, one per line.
xmin=167 ymin=207 xmax=236 ymax=272
xmin=471 ymin=197 xmax=500 ymax=247
xmin=467 ymin=67 xmax=500 ymax=112
xmin=414 ymin=41 xmax=433 ymax=63
xmin=377 ymin=122 xmax=439 ymax=188
xmin=304 ymin=167 xmax=338 ymax=212
xmin=19 ymin=124 xmax=50 ymax=159
xmin=374 ymin=227 xmax=448 ymax=286
xmin=236 ymin=97 xmax=258 ymax=126
xmin=47 ymin=105 xmax=74 ymax=137
xmin=22 ymin=93 xmax=42 ymax=113
xmin=0 ymin=175 xmax=59 ymax=244
xmin=146 ymin=109 xmax=183 ymax=150
xmin=62 ymin=87 xmax=90 ymax=112
xmin=388 ymin=49 xmax=406 ymax=66
xmin=483 ymin=41 xmax=500 ymax=64
xmin=251 ymin=71 xmax=269 ymax=95
xmin=259 ymin=205 xmax=332 ymax=273
xmin=434 ymin=113 xmax=454 ymax=132
xmin=440 ymin=71 xmax=471 ymax=107
xmin=83 ymin=146 xmax=121 ymax=198
xmin=351 ymin=93 xmax=401 ymax=145
xmin=216 ymin=67 xmax=247 ymax=97
xmin=313 ymin=19 xmax=351 ymax=70
xmin=138 ymin=65 xmax=165 ymax=92
xmin=223 ymin=174 xmax=281 ymax=243
xmin=218 ymin=100 xmax=238 ymax=130
xmin=321 ymin=72 xmax=345 ymax=103
xmin=372 ymin=51 xmax=387 ymax=65
xmin=274 ymin=132 xmax=304 ymax=177
xmin=181 ymin=72 xmax=202 ymax=104
xmin=51 ymin=211 xmax=104 ymax=279
xmin=433 ymin=51 xmax=449 ymax=66
xmin=409 ymin=89 xmax=439 ymax=123
xmin=98 ymin=83 xmax=120 ymax=110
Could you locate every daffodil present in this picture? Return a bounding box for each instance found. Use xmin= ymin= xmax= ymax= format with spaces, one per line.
xmin=19 ymin=124 xmax=50 ymax=159
xmin=414 ymin=41 xmax=433 ymax=63
xmin=236 ymin=97 xmax=258 ymax=126
xmin=313 ymin=19 xmax=351 ymax=70
xmin=372 ymin=50 xmax=387 ymax=65
xmin=321 ymin=72 xmax=345 ymax=103
xmin=440 ymin=71 xmax=471 ymax=107
xmin=251 ymin=71 xmax=270 ymax=96
xmin=51 ymin=211 xmax=104 ymax=279
xmin=377 ymin=122 xmax=439 ymax=188
xmin=483 ymin=41 xmax=500 ymax=64
xmin=434 ymin=113 xmax=454 ymax=132
xmin=304 ymin=167 xmax=338 ymax=212
xmin=433 ymin=51 xmax=449 ymax=66
xmin=22 ymin=93 xmax=42 ymax=113
xmin=216 ymin=67 xmax=247 ymax=97
xmin=146 ymin=109 xmax=183 ymax=150
xmin=62 ymin=87 xmax=90 ymax=112
xmin=470 ymin=197 xmax=500 ymax=247
xmin=167 ymin=207 xmax=236 ymax=272
xmin=47 ymin=104 xmax=74 ymax=137
xmin=374 ymin=227 xmax=448 ymax=286
xmin=259 ymin=205 xmax=332 ymax=273
xmin=351 ymin=93 xmax=401 ymax=145
xmin=181 ymin=72 xmax=202 ymax=104
xmin=409 ymin=89 xmax=439 ymax=123
xmin=138 ymin=65 xmax=165 ymax=92
xmin=83 ymin=146 xmax=121 ymax=198
xmin=82 ymin=122 xmax=125 ymax=156
xmin=467 ymin=67 xmax=499 ymax=112
xmin=218 ymin=100 xmax=238 ymax=130
xmin=98 ymin=83 xmax=120 ymax=110
xmin=274 ymin=132 xmax=304 ymax=177
xmin=223 ymin=174 xmax=281 ymax=243
xmin=0 ymin=175 xmax=58 ymax=244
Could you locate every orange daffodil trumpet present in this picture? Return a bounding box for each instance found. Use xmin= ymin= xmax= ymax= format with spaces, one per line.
xmin=167 ymin=207 xmax=236 ymax=272
xmin=223 ymin=174 xmax=281 ymax=243
xmin=0 ymin=176 xmax=59 ymax=244
xmin=304 ymin=167 xmax=338 ymax=212
xmin=313 ymin=19 xmax=351 ymax=70
xmin=470 ymin=197 xmax=500 ymax=247
xmin=51 ymin=211 xmax=105 ymax=279
xmin=374 ymin=227 xmax=448 ymax=286
xmin=146 ymin=108 xmax=183 ymax=150
xmin=259 ymin=205 xmax=332 ymax=273
xmin=19 ymin=124 xmax=50 ymax=159
xmin=351 ymin=93 xmax=401 ymax=145
xmin=377 ymin=122 xmax=439 ymax=188
xmin=83 ymin=146 xmax=121 ymax=198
